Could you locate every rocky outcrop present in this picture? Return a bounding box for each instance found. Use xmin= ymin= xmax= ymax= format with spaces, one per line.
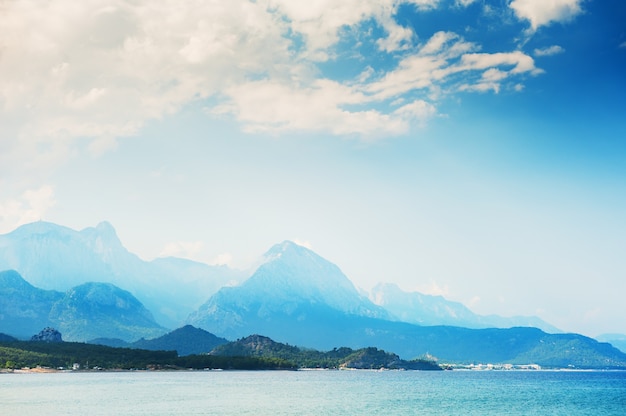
xmin=31 ymin=327 xmax=63 ymax=342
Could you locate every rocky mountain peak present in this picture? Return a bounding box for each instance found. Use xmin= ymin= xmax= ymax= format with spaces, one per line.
xmin=31 ymin=327 xmax=63 ymax=342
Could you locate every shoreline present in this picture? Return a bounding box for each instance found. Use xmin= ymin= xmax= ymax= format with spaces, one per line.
xmin=3 ymin=366 xmax=626 ymax=374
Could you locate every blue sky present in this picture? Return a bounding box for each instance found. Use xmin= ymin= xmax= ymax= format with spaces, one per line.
xmin=1 ymin=0 xmax=625 ymax=337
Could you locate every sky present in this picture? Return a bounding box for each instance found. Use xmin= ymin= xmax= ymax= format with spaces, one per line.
xmin=1 ymin=0 xmax=625 ymax=337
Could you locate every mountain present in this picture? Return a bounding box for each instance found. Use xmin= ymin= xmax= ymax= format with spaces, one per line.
xmin=0 ymin=270 xmax=63 ymax=338
xmin=0 ymin=333 xmax=17 ymax=342
xmin=211 ymin=334 xmax=442 ymax=370
xmin=187 ymin=240 xmax=389 ymax=340
xmin=3 ymin=222 xmax=623 ymax=368
xmin=0 ymin=221 xmax=245 ymax=327
xmin=370 ymin=282 xmax=560 ymax=333
xmin=596 ymin=334 xmax=626 ymax=354
xmin=0 ymin=270 xmax=166 ymax=342
xmin=31 ymin=327 xmax=63 ymax=342
xmin=187 ymin=243 xmax=626 ymax=368
xmin=49 ymin=282 xmax=166 ymax=342
xmin=130 ymin=325 xmax=228 ymax=356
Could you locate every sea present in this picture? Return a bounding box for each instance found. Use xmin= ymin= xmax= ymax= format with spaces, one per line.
xmin=1 ymin=370 xmax=625 ymax=415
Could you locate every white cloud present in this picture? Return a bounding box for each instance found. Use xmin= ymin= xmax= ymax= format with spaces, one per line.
xmin=455 ymin=0 xmax=478 ymax=7
xmin=293 ymin=239 xmax=314 ymax=250
xmin=0 ymin=0 xmax=290 ymax=162
xmin=460 ymin=68 xmax=509 ymax=93
xmin=159 ymin=241 xmax=205 ymax=259
xmin=458 ymin=51 xmax=539 ymax=74
xmin=269 ymin=0 xmax=433 ymax=56
xmin=0 ymin=186 xmax=56 ymax=233
xmin=468 ymin=296 xmax=481 ymax=308
xmin=534 ymin=45 xmax=565 ymax=56
xmin=87 ymin=136 xmax=119 ymax=156
xmin=394 ymin=100 xmax=437 ymax=125
xmin=1 ymin=0 xmax=546 ymax=167
xmin=619 ymin=41 xmax=626 ymax=49
xmin=407 ymin=0 xmax=441 ymax=10
xmin=459 ymin=82 xmax=501 ymax=93
xmin=510 ymin=0 xmax=584 ymax=30
xmin=213 ymin=79 xmax=410 ymax=138
xmin=376 ymin=19 xmax=415 ymax=52
xmin=365 ymin=33 xmax=540 ymax=101
xmin=482 ymin=68 xmax=509 ymax=82
xmin=211 ymin=253 xmax=234 ymax=266
xmin=413 ymin=281 xmax=450 ymax=297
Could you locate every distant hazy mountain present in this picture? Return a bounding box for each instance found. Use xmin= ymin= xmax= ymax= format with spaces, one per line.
xmin=596 ymin=334 xmax=626 ymax=354
xmin=49 ymin=282 xmax=166 ymax=342
xmin=187 ymin=240 xmax=390 ymax=340
xmin=0 ymin=270 xmax=166 ymax=342
xmin=370 ymin=282 xmax=560 ymax=333
xmin=186 ymin=243 xmax=626 ymax=368
xmin=0 ymin=333 xmax=17 ymax=342
xmin=0 ymin=270 xmax=63 ymax=338
xmin=3 ymin=222 xmax=622 ymax=367
xmin=130 ymin=325 xmax=228 ymax=356
xmin=0 ymin=221 xmax=245 ymax=327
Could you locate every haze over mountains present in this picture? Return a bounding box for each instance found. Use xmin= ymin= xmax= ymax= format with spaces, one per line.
xmin=187 ymin=240 xmax=391 ymax=339
xmin=1 ymin=221 xmax=625 ymax=367
xmin=0 ymin=221 xmax=556 ymax=332
xmin=0 ymin=270 xmax=165 ymax=341
xmin=0 ymin=221 xmax=244 ymax=327
xmin=370 ymin=283 xmax=560 ymax=332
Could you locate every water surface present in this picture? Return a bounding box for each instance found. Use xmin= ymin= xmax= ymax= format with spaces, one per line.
xmin=2 ymin=370 xmax=625 ymax=415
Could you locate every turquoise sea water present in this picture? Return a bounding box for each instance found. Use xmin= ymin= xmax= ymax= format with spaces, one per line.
xmin=1 ymin=370 xmax=625 ymax=415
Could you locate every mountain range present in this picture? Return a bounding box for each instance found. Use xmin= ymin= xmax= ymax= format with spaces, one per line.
xmin=187 ymin=240 xmax=390 ymax=339
xmin=369 ymin=282 xmax=560 ymax=332
xmin=596 ymin=334 xmax=626 ymax=354
xmin=210 ymin=334 xmax=442 ymax=370
xmin=186 ymin=241 xmax=626 ymax=367
xmin=1 ymin=220 xmax=625 ymax=367
xmin=0 ymin=270 xmax=165 ymax=341
xmin=0 ymin=221 xmax=244 ymax=327
xmin=0 ymin=221 xmax=557 ymax=332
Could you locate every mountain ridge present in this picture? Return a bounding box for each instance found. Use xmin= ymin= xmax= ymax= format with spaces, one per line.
xmin=3 ymin=220 xmax=624 ymax=367
xmin=0 ymin=221 xmax=245 ymax=327
xmin=210 ymin=334 xmax=442 ymax=370
xmin=187 ymin=240 xmax=390 ymax=338
xmin=185 ymin=243 xmax=626 ymax=368
xmin=370 ymin=282 xmax=559 ymax=333
xmin=0 ymin=269 xmax=63 ymax=338
xmin=130 ymin=325 xmax=228 ymax=356
xmin=0 ymin=270 xmax=165 ymax=342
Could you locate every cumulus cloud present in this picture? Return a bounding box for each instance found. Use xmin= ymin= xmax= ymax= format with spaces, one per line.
xmin=0 ymin=186 xmax=56 ymax=233
xmin=510 ymin=0 xmax=584 ymax=30
xmin=0 ymin=0 xmax=289 ymax=160
xmin=394 ymin=100 xmax=437 ymax=126
xmin=213 ymin=78 xmax=410 ymax=138
xmin=365 ymin=33 xmax=540 ymax=100
xmin=0 ymin=0 xmax=545 ymax=167
xmin=534 ymin=45 xmax=565 ymax=56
